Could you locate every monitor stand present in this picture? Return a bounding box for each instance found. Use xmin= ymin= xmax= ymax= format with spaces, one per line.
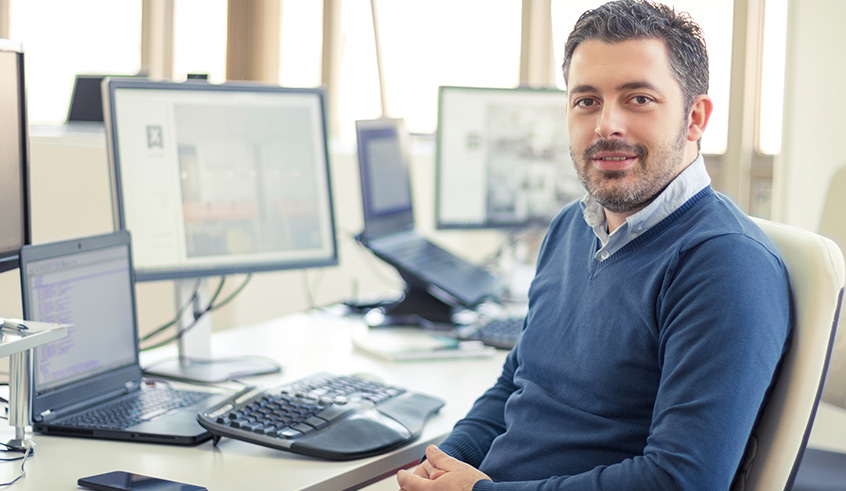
xmin=143 ymin=280 xmax=281 ymax=384
xmin=366 ymin=277 xmax=457 ymax=330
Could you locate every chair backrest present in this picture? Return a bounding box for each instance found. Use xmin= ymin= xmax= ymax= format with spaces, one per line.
xmin=817 ymin=165 xmax=846 ymax=409
xmin=733 ymin=218 xmax=845 ymax=490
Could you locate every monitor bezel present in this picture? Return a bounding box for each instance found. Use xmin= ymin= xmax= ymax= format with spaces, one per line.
xmin=435 ymin=85 xmax=573 ymax=231
xmin=102 ymin=78 xmax=339 ymax=281
xmin=0 ymin=40 xmax=32 ymax=274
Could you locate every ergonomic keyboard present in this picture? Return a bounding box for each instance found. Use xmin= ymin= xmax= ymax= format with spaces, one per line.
xmin=197 ymin=372 xmax=445 ymax=460
xmin=461 ymin=315 xmax=525 ymax=349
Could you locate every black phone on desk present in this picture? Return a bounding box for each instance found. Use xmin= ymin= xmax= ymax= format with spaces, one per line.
xmin=78 ymin=471 xmax=207 ymax=491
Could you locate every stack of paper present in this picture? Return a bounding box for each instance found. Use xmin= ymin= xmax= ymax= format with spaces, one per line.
xmin=352 ymin=328 xmax=496 ymax=362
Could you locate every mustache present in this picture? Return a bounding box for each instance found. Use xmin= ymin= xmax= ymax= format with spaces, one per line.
xmin=584 ymin=139 xmax=648 ymax=160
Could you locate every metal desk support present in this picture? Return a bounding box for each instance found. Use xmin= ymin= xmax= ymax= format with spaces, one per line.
xmin=0 ymin=321 xmax=69 ymax=450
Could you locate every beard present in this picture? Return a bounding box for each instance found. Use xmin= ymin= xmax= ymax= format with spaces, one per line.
xmin=571 ymin=120 xmax=689 ymax=214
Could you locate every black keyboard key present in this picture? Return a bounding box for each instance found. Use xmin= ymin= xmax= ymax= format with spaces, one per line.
xmin=278 ymin=428 xmax=302 ymax=439
xmin=305 ymin=416 xmax=329 ymax=430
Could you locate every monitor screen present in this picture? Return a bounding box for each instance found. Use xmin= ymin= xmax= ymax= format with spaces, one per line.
xmin=104 ymin=79 xmax=338 ymax=281
xmin=356 ymin=118 xmax=415 ymax=238
xmin=24 ymin=236 xmax=138 ymax=393
xmin=0 ymin=40 xmax=31 ymax=274
xmin=436 ymin=86 xmax=584 ymax=230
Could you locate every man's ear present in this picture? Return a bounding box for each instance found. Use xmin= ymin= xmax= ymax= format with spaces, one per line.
xmin=687 ymin=94 xmax=713 ymax=142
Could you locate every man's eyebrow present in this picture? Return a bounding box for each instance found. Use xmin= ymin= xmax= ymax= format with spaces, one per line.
xmin=618 ymin=81 xmax=662 ymax=92
xmin=568 ymin=81 xmax=663 ymax=95
xmin=568 ymin=84 xmax=597 ymax=95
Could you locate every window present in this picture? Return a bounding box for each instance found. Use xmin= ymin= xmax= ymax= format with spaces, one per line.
xmin=551 ymin=0 xmax=734 ymax=155
xmin=279 ymin=0 xmax=323 ymax=89
xmin=757 ymin=0 xmax=788 ymax=155
xmin=173 ymin=0 xmax=227 ymax=83
xmin=335 ymin=0 xmax=522 ymax=141
xmin=8 ymin=0 xmax=142 ymax=124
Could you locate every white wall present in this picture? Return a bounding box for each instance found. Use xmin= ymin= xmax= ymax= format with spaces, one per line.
xmin=775 ymin=0 xmax=846 ymax=233
xmin=0 ymin=127 xmax=509 ymax=338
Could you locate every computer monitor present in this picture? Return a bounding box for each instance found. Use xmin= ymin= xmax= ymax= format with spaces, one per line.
xmin=436 ymin=85 xmax=584 ymax=230
xmin=0 ymin=40 xmax=31 ymax=275
xmin=103 ymin=78 xmax=338 ymax=280
xmin=102 ymin=78 xmax=338 ymax=382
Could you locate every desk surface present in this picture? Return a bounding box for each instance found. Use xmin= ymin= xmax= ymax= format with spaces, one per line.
xmin=6 ymin=309 xmax=846 ymax=490
xmin=0 ymin=310 xmax=508 ymax=490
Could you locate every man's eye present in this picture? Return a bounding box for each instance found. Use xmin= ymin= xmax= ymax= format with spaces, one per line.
xmin=632 ymin=96 xmax=652 ymax=105
xmin=575 ymin=99 xmax=596 ymax=108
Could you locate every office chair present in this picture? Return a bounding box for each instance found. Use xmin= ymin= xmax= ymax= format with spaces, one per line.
xmin=732 ymin=218 xmax=845 ymax=491
xmin=817 ymin=165 xmax=846 ymax=409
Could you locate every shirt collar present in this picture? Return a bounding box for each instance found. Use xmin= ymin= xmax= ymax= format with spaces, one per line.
xmin=580 ymin=154 xmax=710 ymax=242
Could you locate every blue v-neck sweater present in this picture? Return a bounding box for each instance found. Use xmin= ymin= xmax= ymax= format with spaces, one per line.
xmin=439 ymin=188 xmax=791 ymax=490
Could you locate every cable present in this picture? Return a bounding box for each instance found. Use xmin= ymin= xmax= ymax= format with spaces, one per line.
xmin=140 ymin=276 xmax=227 ymax=350
xmin=139 ymin=278 xmax=202 ymax=342
xmin=0 ymin=444 xmax=32 ymax=487
xmin=348 ymin=232 xmax=406 ymax=290
xmin=140 ymin=274 xmax=252 ymax=352
xmin=302 ymin=271 xmax=316 ymax=311
xmin=302 ymin=269 xmax=328 ymax=312
xmin=204 ymin=275 xmax=249 ymax=312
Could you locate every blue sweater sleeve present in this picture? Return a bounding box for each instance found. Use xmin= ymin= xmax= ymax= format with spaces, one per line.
xmin=437 ymin=347 xmax=520 ymax=467
xmin=468 ymin=234 xmax=790 ymax=490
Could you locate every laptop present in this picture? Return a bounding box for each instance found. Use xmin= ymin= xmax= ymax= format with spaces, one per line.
xmin=66 ymin=74 xmax=144 ymax=123
xmin=355 ymin=118 xmax=502 ymax=323
xmin=19 ymin=230 xmax=226 ymax=445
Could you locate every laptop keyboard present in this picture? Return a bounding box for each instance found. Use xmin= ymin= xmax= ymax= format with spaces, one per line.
xmin=389 ymin=240 xmax=464 ymax=270
xmin=60 ymin=387 xmax=212 ymax=430
xmin=197 ymin=372 xmax=445 ymax=460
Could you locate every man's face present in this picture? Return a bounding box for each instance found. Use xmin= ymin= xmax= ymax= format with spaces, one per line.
xmin=566 ymin=38 xmax=698 ymax=214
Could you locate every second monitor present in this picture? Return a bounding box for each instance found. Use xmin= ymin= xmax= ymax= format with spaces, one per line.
xmin=436 ymin=85 xmax=584 ymax=230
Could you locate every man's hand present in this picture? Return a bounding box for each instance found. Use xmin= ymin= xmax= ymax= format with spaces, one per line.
xmin=397 ymin=445 xmax=491 ymax=491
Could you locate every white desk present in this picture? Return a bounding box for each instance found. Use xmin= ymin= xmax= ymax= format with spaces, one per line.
xmin=0 ymin=310 xmax=508 ymax=490
xmin=8 ymin=309 xmax=845 ymax=490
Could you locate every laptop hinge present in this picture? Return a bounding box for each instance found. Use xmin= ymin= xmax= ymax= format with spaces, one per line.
xmin=35 ymin=409 xmax=53 ymax=423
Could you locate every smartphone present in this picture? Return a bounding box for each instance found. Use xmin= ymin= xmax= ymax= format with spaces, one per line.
xmin=78 ymin=471 xmax=207 ymax=491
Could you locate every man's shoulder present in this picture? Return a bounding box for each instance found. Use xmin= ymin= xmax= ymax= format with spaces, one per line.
xmin=675 ymin=191 xmax=782 ymax=263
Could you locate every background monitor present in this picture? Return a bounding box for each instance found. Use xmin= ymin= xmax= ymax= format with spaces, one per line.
xmin=0 ymin=40 xmax=31 ymax=274
xmin=67 ymin=73 xmax=144 ymax=123
xmin=436 ymin=85 xmax=584 ymax=230
xmin=103 ymin=78 xmax=339 ymax=282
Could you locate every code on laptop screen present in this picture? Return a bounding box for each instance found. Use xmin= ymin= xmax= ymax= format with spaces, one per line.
xmin=26 ymin=245 xmax=137 ymax=392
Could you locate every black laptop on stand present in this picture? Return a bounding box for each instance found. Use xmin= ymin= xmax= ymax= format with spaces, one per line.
xmin=19 ymin=231 xmax=226 ymax=445
xmin=355 ymin=118 xmax=503 ymax=326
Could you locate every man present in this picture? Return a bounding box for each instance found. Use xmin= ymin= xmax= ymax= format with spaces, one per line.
xmin=397 ymin=1 xmax=791 ymax=490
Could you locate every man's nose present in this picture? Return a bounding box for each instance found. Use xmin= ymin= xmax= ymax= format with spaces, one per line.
xmin=595 ymin=104 xmax=626 ymax=139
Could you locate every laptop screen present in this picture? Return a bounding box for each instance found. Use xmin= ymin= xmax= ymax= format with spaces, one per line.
xmin=355 ymin=118 xmax=415 ymax=237
xmin=25 ymin=239 xmax=138 ymax=394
